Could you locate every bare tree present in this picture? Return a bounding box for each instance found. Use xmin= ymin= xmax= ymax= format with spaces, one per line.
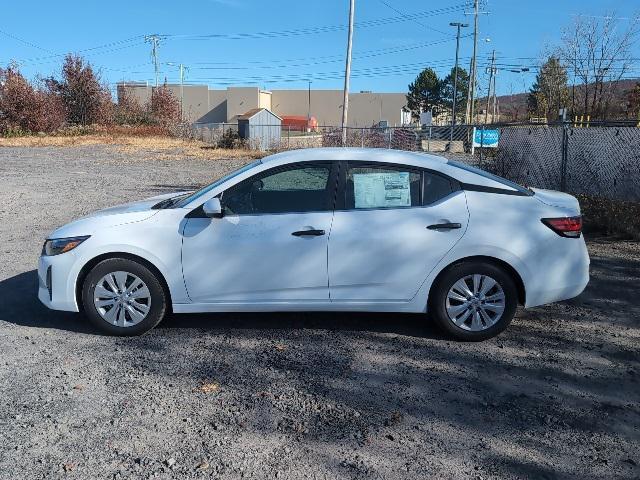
xmin=560 ymin=13 xmax=639 ymax=119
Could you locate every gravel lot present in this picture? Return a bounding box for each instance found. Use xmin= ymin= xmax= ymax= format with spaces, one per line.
xmin=0 ymin=144 xmax=638 ymax=480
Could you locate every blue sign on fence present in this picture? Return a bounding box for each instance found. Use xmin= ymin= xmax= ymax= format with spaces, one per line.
xmin=472 ymin=128 xmax=500 ymax=148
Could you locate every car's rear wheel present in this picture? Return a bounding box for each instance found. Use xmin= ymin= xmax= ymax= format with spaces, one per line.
xmin=82 ymin=258 xmax=167 ymax=336
xmin=429 ymin=260 xmax=518 ymax=341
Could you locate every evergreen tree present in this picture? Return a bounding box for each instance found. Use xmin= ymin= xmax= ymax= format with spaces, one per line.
xmin=406 ymin=68 xmax=443 ymax=119
xmin=527 ymin=56 xmax=569 ymax=120
xmin=441 ymin=66 xmax=469 ymax=122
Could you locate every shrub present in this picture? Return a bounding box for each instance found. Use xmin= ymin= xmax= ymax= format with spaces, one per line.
xmin=150 ymin=86 xmax=180 ymax=126
xmin=114 ymin=87 xmax=151 ymax=126
xmin=577 ymin=194 xmax=640 ymax=239
xmin=0 ymin=64 xmax=65 ymax=134
xmin=217 ymin=128 xmax=243 ymax=148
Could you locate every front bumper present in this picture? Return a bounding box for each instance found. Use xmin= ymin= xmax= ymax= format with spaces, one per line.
xmin=37 ymin=253 xmax=80 ymax=312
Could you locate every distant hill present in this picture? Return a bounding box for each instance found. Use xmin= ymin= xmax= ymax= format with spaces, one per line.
xmin=478 ymin=78 xmax=640 ymax=122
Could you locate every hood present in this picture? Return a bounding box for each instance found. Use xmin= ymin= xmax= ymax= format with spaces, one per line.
xmin=82 ymin=191 xmax=190 ymax=219
xmin=47 ymin=191 xmax=190 ymax=239
xmin=532 ymin=188 xmax=580 ymax=214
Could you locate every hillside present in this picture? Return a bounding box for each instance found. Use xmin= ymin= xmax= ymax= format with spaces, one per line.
xmin=479 ymin=78 xmax=640 ymax=122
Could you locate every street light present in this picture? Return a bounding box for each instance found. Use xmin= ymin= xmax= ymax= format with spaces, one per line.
xmin=449 ymin=22 xmax=469 ymax=146
xmin=166 ymin=62 xmax=188 ymax=122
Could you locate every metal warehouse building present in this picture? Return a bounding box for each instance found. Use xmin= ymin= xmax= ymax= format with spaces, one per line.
xmin=117 ymin=83 xmax=409 ymax=127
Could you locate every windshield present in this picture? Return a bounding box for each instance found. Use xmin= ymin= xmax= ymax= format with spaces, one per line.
xmin=447 ymin=159 xmax=533 ymax=195
xmin=174 ymin=160 xmax=262 ymax=208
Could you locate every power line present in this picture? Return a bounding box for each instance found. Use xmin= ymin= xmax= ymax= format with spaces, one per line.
xmin=111 ymin=57 xmax=472 ymax=82
xmin=377 ymin=0 xmax=450 ymax=35
xmin=0 ymin=37 xmax=144 ymax=66
xmin=188 ymin=37 xmax=466 ymax=72
xmin=156 ymin=59 xmax=477 ymax=85
xmin=162 ymin=4 xmax=467 ymax=41
xmin=0 ymin=29 xmax=54 ymax=54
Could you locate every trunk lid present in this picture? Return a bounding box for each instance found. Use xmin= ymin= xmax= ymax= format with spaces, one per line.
xmin=531 ymin=188 xmax=581 ymax=214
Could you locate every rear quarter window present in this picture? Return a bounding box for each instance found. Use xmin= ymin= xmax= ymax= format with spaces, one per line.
xmin=447 ymin=159 xmax=533 ymax=195
xmin=423 ymin=172 xmax=454 ymax=205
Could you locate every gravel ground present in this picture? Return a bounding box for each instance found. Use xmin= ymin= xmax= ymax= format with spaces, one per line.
xmin=0 ymin=145 xmax=638 ymax=480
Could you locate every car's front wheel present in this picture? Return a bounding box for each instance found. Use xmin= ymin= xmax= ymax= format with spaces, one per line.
xmin=429 ymin=260 xmax=518 ymax=341
xmin=82 ymin=258 xmax=168 ymax=336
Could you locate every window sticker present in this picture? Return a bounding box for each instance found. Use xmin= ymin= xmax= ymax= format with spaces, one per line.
xmin=353 ymin=172 xmax=411 ymax=208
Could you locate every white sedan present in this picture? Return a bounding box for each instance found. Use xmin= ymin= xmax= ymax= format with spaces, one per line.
xmin=38 ymin=148 xmax=589 ymax=340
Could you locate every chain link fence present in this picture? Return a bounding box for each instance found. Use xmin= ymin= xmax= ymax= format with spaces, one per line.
xmin=184 ymin=120 xmax=640 ymax=205
xmin=486 ymin=123 xmax=640 ymax=203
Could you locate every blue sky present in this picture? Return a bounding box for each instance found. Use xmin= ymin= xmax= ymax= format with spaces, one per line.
xmin=1 ymin=0 xmax=638 ymax=97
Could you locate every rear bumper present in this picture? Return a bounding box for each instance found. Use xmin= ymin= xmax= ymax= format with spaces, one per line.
xmin=524 ymin=236 xmax=590 ymax=308
xmin=37 ymin=254 xmax=80 ymax=312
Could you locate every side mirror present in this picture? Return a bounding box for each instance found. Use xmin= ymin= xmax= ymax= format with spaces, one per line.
xmin=202 ymin=198 xmax=223 ymax=218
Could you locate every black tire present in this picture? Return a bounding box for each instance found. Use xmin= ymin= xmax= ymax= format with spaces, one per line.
xmin=81 ymin=258 xmax=168 ymax=336
xmin=428 ymin=260 xmax=518 ymax=341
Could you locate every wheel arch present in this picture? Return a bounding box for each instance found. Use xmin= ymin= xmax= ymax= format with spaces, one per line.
xmin=428 ymin=255 xmax=526 ymax=306
xmin=75 ymin=252 xmax=173 ymax=313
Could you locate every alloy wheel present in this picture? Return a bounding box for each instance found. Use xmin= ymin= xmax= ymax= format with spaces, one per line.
xmin=445 ymin=274 xmax=506 ymax=331
xmin=93 ymin=271 xmax=151 ymax=327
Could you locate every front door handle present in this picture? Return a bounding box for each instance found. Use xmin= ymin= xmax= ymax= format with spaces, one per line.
xmin=292 ymin=229 xmax=325 ymax=237
xmin=427 ymin=223 xmax=462 ymax=230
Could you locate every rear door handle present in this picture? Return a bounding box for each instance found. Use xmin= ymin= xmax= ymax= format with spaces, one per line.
xmin=427 ymin=223 xmax=462 ymax=230
xmin=292 ymin=229 xmax=325 ymax=237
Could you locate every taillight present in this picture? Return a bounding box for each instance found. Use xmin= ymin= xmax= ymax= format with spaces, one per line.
xmin=541 ymin=216 xmax=582 ymax=238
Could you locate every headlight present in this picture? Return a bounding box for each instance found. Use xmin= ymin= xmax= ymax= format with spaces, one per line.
xmin=42 ymin=236 xmax=90 ymax=256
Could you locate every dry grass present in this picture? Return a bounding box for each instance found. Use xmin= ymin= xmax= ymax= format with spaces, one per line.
xmin=0 ymin=134 xmax=265 ymax=161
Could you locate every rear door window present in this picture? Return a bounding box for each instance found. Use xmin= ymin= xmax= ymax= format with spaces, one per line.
xmin=345 ymin=164 xmax=421 ymax=209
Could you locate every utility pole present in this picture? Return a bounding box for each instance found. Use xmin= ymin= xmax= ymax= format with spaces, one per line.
xmin=341 ymin=0 xmax=355 ymax=146
xmin=307 ymin=80 xmax=312 ymax=129
xmin=484 ymin=50 xmax=496 ymax=126
xmin=178 ymin=63 xmax=186 ymax=122
xmin=449 ymin=22 xmax=468 ymax=145
xmin=145 ymin=34 xmax=161 ymax=87
xmin=167 ymin=62 xmax=188 ymax=121
xmin=491 ymin=66 xmax=498 ymax=121
xmin=571 ymin=51 xmax=576 ymax=118
xmin=465 ymin=0 xmax=479 ymax=124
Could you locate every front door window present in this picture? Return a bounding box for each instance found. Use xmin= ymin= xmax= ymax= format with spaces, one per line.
xmin=223 ymin=164 xmax=333 ymax=215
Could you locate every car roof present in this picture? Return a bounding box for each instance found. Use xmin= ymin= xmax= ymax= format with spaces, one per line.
xmin=259 ymin=147 xmax=521 ymax=192
xmin=260 ymin=148 xmax=447 ymax=169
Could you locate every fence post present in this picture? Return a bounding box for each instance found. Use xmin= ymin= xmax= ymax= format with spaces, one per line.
xmin=560 ymin=123 xmax=569 ymax=192
xmin=361 ymin=128 xmax=365 ymax=148
xmin=388 ymin=128 xmax=392 ymax=149
xmin=479 ymin=127 xmax=484 ymax=168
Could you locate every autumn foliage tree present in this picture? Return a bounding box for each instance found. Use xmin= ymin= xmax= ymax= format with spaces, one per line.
xmin=150 ymin=85 xmax=180 ymax=126
xmin=2 ymin=55 xmax=183 ymax=136
xmin=47 ymin=54 xmax=113 ymax=125
xmin=0 ymin=64 xmax=65 ymax=134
